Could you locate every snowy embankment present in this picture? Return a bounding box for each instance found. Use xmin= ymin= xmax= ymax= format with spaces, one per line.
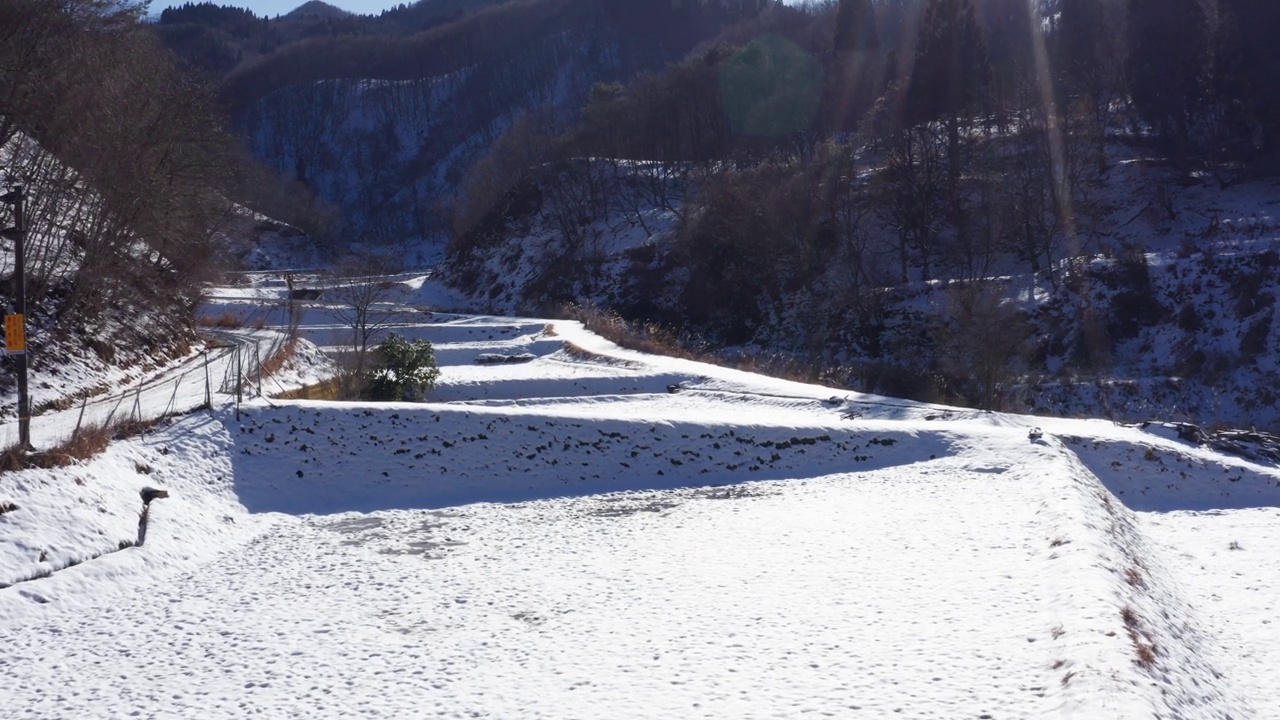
xmin=1 ymin=296 xmax=1275 ymax=717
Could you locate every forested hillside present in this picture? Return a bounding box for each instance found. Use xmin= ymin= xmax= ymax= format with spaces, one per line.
xmin=0 ymin=0 xmax=301 ymax=400
xmin=156 ymin=0 xmax=768 ymax=244
xmin=144 ymin=0 xmax=1280 ymax=427
xmin=439 ymin=0 xmax=1280 ymax=427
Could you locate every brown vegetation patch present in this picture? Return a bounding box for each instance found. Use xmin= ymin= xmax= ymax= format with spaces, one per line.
xmin=0 ymin=447 xmax=25 ymax=473
xmin=554 ymin=303 xmax=849 ymax=388
xmin=1120 ymin=604 xmax=1160 ymax=669
xmin=0 ymin=417 xmax=163 ymax=472
xmin=260 ymin=338 xmax=299 ymax=378
xmin=557 ymin=303 xmax=699 ymax=360
xmin=1124 ymin=566 xmax=1146 ymax=588
xmin=273 ymin=379 xmax=343 ymax=401
xmin=559 ymin=341 xmax=644 ymax=369
xmin=199 ymin=312 xmax=244 ymax=328
xmin=32 ymin=383 xmax=113 ymax=415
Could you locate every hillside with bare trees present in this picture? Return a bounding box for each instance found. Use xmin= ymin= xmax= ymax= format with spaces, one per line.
xmin=0 ymin=0 xmax=292 ymax=394
xmin=439 ymin=0 xmax=1280 ymax=429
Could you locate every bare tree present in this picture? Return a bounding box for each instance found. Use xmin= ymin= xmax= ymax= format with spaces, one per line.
xmin=327 ymin=253 xmax=408 ymax=394
xmin=876 ymin=124 xmax=946 ymax=283
xmin=933 ymin=282 xmax=1029 ymax=410
xmin=0 ymin=0 xmax=238 ymax=360
xmin=826 ymin=142 xmax=884 ymax=316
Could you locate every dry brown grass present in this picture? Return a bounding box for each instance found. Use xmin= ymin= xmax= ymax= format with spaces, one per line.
xmin=558 ymin=302 xmax=700 ymax=360
xmin=199 ymin=311 xmax=244 ymax=328
xmin=0 ymin=447 xmax=26 ymax=473
xmin=111 ymin=416 xmax=163 ymax=441
xmin=560 ymin=341 xmax=644 ymax=369
xmin=33 ymin=383 xmax=111 ymax=415
xmin=554 ymin=302 xmax=850 ymax=389
xmin=14 ymin=424 xmax=114 ymax=470
xmin=1133 ymin=642 xmax=1157 ymax=668
xmin=1120 ymin=605 xmax=1159 ymax=669
xmin=260 ymin=338 xmax=298 ymax=378
xmin=200 ymin=310 xmax=266 ymax=330
xmin=273 ymin=379 xmax=344 ymax=401
xmin=1120 ymin=604 xmax=1139 ymax=629
xmin=1124 ymin=567 xmax=1146 ymax=588
xmin=0 ymin=417 xmax=163 ymax=472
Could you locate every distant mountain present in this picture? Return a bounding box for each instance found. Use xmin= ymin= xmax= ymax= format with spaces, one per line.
xmin=281 ymin=0 xmax=352 ymax=20
xmin=169 ymin=0 xmax=764 ymax=244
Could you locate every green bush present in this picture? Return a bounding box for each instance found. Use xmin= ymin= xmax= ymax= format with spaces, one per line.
xmin=365 ymin=333 xmax=441 ymax=401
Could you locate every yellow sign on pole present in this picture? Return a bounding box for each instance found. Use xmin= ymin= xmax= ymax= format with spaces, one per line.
xmin=5 ymin=313 xmax=25 ymax=354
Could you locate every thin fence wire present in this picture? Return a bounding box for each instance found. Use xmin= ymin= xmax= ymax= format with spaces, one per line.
xmin=0 ymin=332 xmax=290 ymax=451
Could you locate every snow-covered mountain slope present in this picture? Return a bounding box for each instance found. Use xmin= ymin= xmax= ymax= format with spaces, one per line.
xmin=234 ymin=1 xmax=753 ymax=243
xmin=242 ymin=29 xmax=621 ymax=242
xmin=2 ymin=286 xmax=1277 ymax=718
xmin=444 ymin=148 xmax=1280 ymax=431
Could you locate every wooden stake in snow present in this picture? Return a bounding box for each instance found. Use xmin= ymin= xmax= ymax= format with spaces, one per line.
xmin=74 ymin=395 xmax=87 ymax=435
xmin=136 ymin=487 xmax=170 ymax=547
xmin=203 ymin=349 xmax=212 ymax=409
xmin=140 ymin=487 xmax=169 ymax=505
xmin=165 ymin=375 xmax=182 ymax=417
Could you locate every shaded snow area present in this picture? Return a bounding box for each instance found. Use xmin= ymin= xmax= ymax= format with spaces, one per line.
xmin=2 ymin=299 xmax=1277 ymax=717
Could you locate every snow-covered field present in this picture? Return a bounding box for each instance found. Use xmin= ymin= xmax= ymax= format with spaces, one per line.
xmin=2 ymin=277 xmax=1277 ymax=718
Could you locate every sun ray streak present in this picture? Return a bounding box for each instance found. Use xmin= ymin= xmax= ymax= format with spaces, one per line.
xmin=1027 ymin=3 xmax=1079 ymax=281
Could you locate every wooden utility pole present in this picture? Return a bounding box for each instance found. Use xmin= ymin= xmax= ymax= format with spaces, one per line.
xmin=1 ymin=186 xmax=30 ymax=449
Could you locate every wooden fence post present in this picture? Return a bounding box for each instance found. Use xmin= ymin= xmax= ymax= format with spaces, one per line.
xmin=204 ymin=349 xmax=212 ymax=409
